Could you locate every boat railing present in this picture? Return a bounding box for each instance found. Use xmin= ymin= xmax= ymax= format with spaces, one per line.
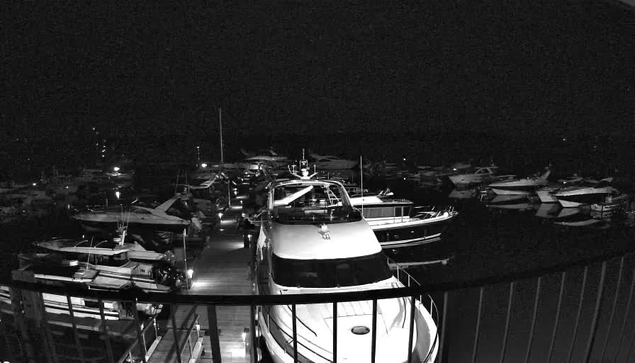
xmin=387 ymin=255 xmax=441 ymax=362
xmin=6 ymin=249 xmax=635 ymax=363
xmin=260 ymin=304 xmax=331 ymax=362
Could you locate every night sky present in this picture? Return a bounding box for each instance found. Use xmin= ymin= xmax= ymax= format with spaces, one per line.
xmin=1 ymin=0 xmax=634 ymax=167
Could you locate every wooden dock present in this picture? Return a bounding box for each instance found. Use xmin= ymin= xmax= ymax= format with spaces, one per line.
xmin=148 ymin=227 xmax=254 ymax=363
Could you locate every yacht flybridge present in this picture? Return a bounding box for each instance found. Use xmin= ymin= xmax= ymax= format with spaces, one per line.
xmin=254 ymin=157 xmax=439 ymax=363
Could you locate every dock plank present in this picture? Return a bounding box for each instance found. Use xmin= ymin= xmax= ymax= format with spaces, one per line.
xmin=149 ymin=229 xmax=253 ymax=363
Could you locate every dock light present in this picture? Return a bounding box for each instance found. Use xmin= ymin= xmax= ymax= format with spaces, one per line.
xmin=113 ymin=166 xmax=120 ymax=172
xmin=242 ymin=327 xmax=249 ymax=342
xmin=187 ymin=269 xmax=194 ymax=279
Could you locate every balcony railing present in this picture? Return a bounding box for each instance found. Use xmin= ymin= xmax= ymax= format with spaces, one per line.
xmin=2 ymin=248 xmax=635 ymax=363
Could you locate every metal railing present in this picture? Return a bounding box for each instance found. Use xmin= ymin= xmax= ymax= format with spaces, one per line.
xmin=3 ymin=248 xmax=635 ymax=363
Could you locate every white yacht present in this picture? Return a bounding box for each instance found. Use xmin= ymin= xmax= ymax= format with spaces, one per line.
xmin=73 ymin=196 xmax=197 ymax=233
xmin=448 ymin=166 xmax=514 ymax=188
xmin=348 ymin=190 xmax=457 ymax=248
xmin=254 ymin=160 xmax=439 ymax=363
xmin=488 ymin=169 xmax=551 ymax=196
xmin=553 ymin=177 xmax=618 ymax=207
xmin=308 ymin=153 xmax=358 ymax=170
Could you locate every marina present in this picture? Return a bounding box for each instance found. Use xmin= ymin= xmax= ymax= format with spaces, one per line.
xmin=2 ymin=152 xmax=635 ymax=362
xmin=3 ymin=0 xmax=635 ymax=361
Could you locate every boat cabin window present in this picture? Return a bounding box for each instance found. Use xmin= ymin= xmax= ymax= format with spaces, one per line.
xmin=271 ymin=253 xmax=392 ymax=288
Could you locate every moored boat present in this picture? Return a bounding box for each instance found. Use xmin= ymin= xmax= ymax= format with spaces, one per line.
xmin=488 ymin=169 xmax=551 ymax=196
xmin=554 ymin=177 xmax=617 ymax=207
xmin=254 ymin=158 xmax=439 ymax=363
xmin=349 ymin=190 xmax=457 ymax=249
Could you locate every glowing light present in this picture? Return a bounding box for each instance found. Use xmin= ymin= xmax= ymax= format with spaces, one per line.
xmin=218 ymin=212 xmax=223 ymax=219
xmin=187 ymin=269 xmax=194 ymax=279
xmin=115 ymin=191 xmax=121 ymax=199
xmin=201 ymin=163 xmax=208 ymax=168
xmin=32 ymin=182 xmax=37 ymax=186
xmin=113 ymin=166 xmax=120 ymax=172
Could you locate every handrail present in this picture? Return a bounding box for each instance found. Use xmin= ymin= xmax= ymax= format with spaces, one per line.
xmin=3 ymin=247 xmax=635 ymax=305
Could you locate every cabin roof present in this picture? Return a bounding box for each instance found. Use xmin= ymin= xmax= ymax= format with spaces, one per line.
xmin=268 ymin=219 xmax=381 ymax=260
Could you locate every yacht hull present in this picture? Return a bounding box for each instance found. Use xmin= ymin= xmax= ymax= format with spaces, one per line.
xmin=490 ymin=188 xmax=533 ymax=196
xmin=369 ymin=216 xmax=453 ymax=249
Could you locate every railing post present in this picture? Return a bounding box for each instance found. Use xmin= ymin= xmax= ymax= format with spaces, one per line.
xmin=292 ymin=303 xmax=298 ymax=363
xmin=567 ymin=266 xmax=589 ymax=363
xmin=523 ymin=277 xmax=542 ymax=363
xmin=438 ymin=291 xmax=449 ymax=363
xmin=333 ymin=302 xmax=338 ymax=363
xmin=251 ymin=304 xmax=258 ymax=363
xmin=614 ymin=268 xmax=635 ymax=357
xmin=471 ymin=287 xmax=484 ymax=363
xmin=499 ymin=282 xmax=515 ymax=363
xmin=547 ymin=271 xmax=567 ymax=363
xmin=207 ymin=304 xmax=222 ymax=363
xmin=407 ymin=295 xmax=416 ymax=363
xmin=98 ymin=298 xmax=115 ymax=363
xmin=371 ymin=298 xmax=378 ymax=363
xmin=171 ymin=304 xmax=183 ymax=363
xmin=584 ymin=261 xmax=607 ymax=363
xmin=133 ymin=299 xmax=148 ymax=363
xmin=66 ymin=295 xmax=86 ymax=363
xmin=599 ymin=256 xmax=625 ymax=362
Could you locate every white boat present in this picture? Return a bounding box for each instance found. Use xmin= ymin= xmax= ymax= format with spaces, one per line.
xmin=308 ymin=153 xmax=358 ymax=170
xmin=1 ymin=251 xmax=167 ymax=321
xmin=448 ymin=166 xmax=514 ymax=188
xmin=554 ymin=178 xmax=617 ymax=208
xmin=349 ymin=190 xmax=457 ymax=248
xmin=488 ymin=169 xmax=551 ymax=196
xmin=536 ymin=175 xmax=593 ymax=203
xmin=590 ymin=193 xmax=632 ymax=213
xmin=254 ymin=159 xmax=439 ymax=363
xmin=73 ymin=196 xmax=197 ymax=233
xmin=240 ymin=148 xmax=291 ymax=170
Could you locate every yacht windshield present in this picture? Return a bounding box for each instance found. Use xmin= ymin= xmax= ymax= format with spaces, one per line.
xmin=271 ymin=182 xmax=362 ymax=224
xmin=271 ymin=253 xmax=392 ymax=288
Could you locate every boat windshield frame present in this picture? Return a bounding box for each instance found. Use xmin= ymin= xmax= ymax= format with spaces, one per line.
xmin=268 ymin=179 xmax=361 ymax=224
xmin=271 ymin=252 xmax=392 ymax=288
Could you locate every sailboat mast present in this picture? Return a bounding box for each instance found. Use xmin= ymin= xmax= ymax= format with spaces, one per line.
xmin=219 ymin=108 xmax=224 ymax=164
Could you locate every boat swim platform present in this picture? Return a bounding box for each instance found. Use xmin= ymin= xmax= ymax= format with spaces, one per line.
xmin=149 ymin=228 xmax=254 ymax=363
